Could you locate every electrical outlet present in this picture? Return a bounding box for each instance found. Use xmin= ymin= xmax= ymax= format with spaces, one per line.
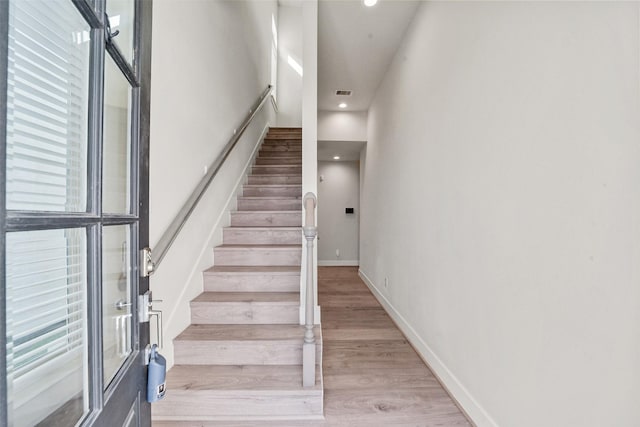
xmin=336 ymin=249 xmax=340 ymax=258
xmin=203 ymin=165 xmax=208 ymax=175
xmin=384 ymin=277 xmax=389 ymax=289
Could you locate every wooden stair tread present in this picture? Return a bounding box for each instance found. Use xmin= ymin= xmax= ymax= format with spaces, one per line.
xmin=238 ymin=196 xmax=302 ymax=200
xmin=217 ymin=244 xmax=301 ymax=249
xmin=254 ymin=165 xmax=302 ymax=169
xmin=243 ymin=185 xmax=302 ymax=188
xmin=224 ymin=226 xmax=301 ymax=231
xmin=231 ymin=210 xmax=301 ymax=214
xmin=261 ymin=141 xmax=301 ymax=144
xmin=176 ymin=324 xmax=317 ymax=341
xmin=166 ymin=365 xmax=321 ymax=391
xmin=193 ymin=292 xmax=299 ymax=303
xmin=205 ymin=266 xmax=300 ymax=274
xmin=249 ymin=174 xmax=301 ymax=177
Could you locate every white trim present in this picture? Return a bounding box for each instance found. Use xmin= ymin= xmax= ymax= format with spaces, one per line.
xmin=162 ymin=123 xmax=271 ymax=338
xmin=318 ymin=260 xmax=359 ymax=267
xmin=358 ymin=268 xmax=498 ymax=427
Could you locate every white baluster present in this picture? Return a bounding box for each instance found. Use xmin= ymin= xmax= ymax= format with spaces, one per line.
xmin=302 ymin=192 xmax=317 ymax=387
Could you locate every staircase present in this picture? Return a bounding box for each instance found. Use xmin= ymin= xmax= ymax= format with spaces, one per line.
xmin=152 ymin=128 xmax=324 ymax=423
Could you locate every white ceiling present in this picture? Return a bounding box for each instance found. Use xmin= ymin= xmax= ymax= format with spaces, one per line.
xmin=318 ymin=0 xmax=420 ymax=112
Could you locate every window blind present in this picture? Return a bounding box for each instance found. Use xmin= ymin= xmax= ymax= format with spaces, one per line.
xmin=7 ymin=229 xmax=86 ymax=379
xmin=5 ymin=0 xmax=90 ymax=383
xmin=6 ymin=0 xmax=89 ymax=212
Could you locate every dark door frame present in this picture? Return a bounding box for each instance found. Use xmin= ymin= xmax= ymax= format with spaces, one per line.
xmin=0 ymin=0 xmax=153 ymax=424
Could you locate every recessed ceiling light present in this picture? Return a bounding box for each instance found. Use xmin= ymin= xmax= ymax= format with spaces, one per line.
xmin=338 ymin=103 xmax=347 ymax=109
xmin=364 ymin=0 xmax=377 ymax=6
xmin=333 ymin=156 xmax=341 ymax=160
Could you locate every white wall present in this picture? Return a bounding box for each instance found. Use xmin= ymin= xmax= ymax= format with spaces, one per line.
xmin=301 ymin=0 xmax=320 ymax=324
xmin=150 ymin=0 xmax=277 ymax=367
xmin=360 ymin=2 xmax=640 ymax=427
xmin=318 ymin=161 xmax=359 ymax=265
xmin=277 ymin=4 xmax=303 ymax=127
xmin=318 ymin=110 xmax=367 ymax=141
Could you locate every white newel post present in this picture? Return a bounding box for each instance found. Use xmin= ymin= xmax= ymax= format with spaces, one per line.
xmin=302 ymin=192 xmax=317 ymax=387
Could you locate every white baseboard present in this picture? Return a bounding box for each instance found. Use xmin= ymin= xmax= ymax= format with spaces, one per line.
xmin=358 ymin=269 xmax=498 ymax=427
xmin=318 ymin=260 xmax=359 ymax=266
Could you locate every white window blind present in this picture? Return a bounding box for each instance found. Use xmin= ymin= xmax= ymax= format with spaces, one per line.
xmin=5 ymin=0 xmax=90 ymax=389
xmin=6 ymin=229 xmax=86 ymax=379
xmin=6 ymin=0 xmax=89 ymax=212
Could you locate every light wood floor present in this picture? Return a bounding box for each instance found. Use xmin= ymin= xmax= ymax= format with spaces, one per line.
xmin=317 ymin=266 xmax=471 ymax=427
xmin=155 ymin=266 xmax=471 ymax=427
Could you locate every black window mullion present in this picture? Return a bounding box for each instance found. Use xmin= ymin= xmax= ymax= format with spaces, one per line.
xmin=130 ymin=222 xmax=140 ymax=341
xmin=89 ymin=24 xmax=106 ymax=217
xmin=6 ymin=212 xmax=101 ymax=231
xmin=130 ymin=88 xmax=141 ymax=218
xmin=87 ymin=223 xmax=104 ymax=419
xmin=106 ymin=44 xmax=139 ymax=87
xmin=87 ymin=0 xmax=106 ymax=418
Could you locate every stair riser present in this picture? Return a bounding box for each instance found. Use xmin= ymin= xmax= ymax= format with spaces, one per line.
xmin=231 ymin=212 xmax=301 ymax=227
xmin=252 ymin=166 xmax=301 ymax=175
xmin=247 ymin=175 xmax=302 ymax=185
xmin=203 ymin=273 xmax=300 ymax=292
xmin=260 ymin=146 xmax=302 ymax=152
xmin=214 ymin=248 xmax=301 ymax=266
xmin=267 ymin=135 xmax=301 ymax=138
xmin=237 ymin=199 xmax=301 ymax=211
xmin=191 ymin=303 xmax=299 ymax=324
xmin=259 ymin=151 xmax=301 ymax=158
xmin=263 ymin=139 xmax=302 ymax=145
xmin=174 ymin=341 xmax=305 ymax=365
xmin=267 ymin=132 xmax=302 ymax=137
xmin=255 ymin=158 xmax=302 ymax=165
xmin=152 ymin=390 xmax=322 ymax=419
xmin=224 ymin=229 xmax=301 ymax=245
xmin=243 ymin=186 xmax=301 ymax=197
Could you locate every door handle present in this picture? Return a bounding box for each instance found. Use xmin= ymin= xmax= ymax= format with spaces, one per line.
xmin=115 ymin=299 xmax=131 ymax=311
xmin=149 ymin=310 xmax=163 ymax=349
xmin=139 ymin=291 xmax=164 ymax=348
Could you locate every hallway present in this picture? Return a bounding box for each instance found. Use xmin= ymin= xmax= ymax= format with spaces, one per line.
xmin=318 ymin=266 xmax=470 ymax=426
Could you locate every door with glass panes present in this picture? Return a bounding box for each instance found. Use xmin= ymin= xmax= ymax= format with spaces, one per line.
xmin=0 ymin=0 xmax=152 ymax=425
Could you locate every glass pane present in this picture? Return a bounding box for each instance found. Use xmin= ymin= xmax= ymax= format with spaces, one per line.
xmin=103 ymin=56 xmax=132 ymax=213
xmin=102 ymin=225 xmax=132 ymax=387
xmin=106 ymin=0 xmax=135 ymax=66
xmin=6 ymin=229 xmax=88 ymax=426
xmin=6 ymin=0 xmax=90 ymax=212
